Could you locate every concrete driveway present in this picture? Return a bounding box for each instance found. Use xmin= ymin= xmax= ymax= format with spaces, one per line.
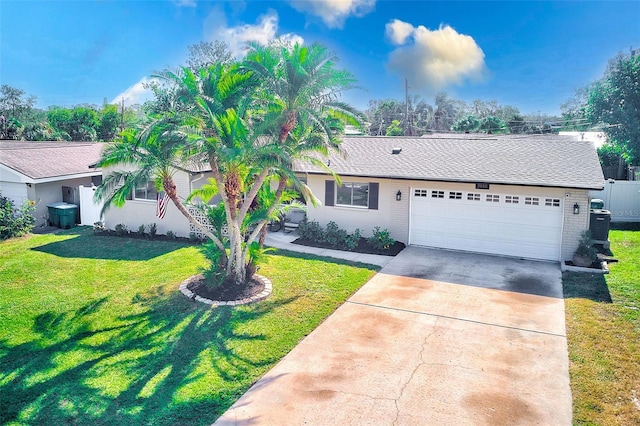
xmin=215 ymin=246 xmax=572 ymax=425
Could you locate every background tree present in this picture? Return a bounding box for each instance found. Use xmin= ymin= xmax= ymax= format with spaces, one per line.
xmin=560 ymin=86 xmax=590 ymax=131
xmin=97 ymin=104 xmax=120 ymax=141
xmin=586 ymin=51 xmax=640 ymax=163
xmin=431 ymin=93 xmax=462 ymax=132
xmin=478 ymin=115 xmax=508 ymax=134
xmin=0 ymin=85 xmax=37 ymax=139
xmin=365 ymin=99 xmax=405 ymax=135
xmin=452 ymin=114 xmax=480 ymax=133
xmin=187 ymin=40 xmax=233 ymax=72
xmin=506 ymin=114 xmax=527 ymax=134
xmin=385 ymin=119 xmax=404 ymax=136
xmin=47 ymin=105 xmax=100 ymax=141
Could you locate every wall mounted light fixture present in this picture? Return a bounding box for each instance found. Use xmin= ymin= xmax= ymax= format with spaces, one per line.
xmin=396 ymin=190 xmax=402 ymax=201
xmin=573 ymin=203 xmax=580 ymax=214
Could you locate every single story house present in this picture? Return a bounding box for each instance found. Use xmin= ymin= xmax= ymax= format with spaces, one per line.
xmin=298 ymin=134 xmax=604 ymax=262
xmin=103 ymin=133 xmax=604 ymax=262
xmin=0 ymin=141 xmax=104 ymax=227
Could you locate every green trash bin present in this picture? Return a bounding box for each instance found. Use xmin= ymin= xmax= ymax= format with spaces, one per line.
xmin=57 ymin=204 xmax=79 ymax=229
xmin=47 ymin=202 xmax=67 ymax=227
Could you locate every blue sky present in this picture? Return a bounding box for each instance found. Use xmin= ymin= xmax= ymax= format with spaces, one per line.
xmin=1 ymin=1 xmax=638 ymax=115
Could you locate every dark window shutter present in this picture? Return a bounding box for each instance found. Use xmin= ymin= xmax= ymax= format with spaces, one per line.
xmin=368 ymin=182 xmax=379 ymax=210
xmin=325 ymin=180 xmax=335 ymax=206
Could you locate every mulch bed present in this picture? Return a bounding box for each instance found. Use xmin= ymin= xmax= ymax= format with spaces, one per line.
xmin=186 ymin=275 xmax=265 ymax=302
xmin=292 ymin=237 xmax=406 ymax=256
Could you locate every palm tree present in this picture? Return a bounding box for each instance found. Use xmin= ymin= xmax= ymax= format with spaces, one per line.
xmin=94 ymin=122 xmax=226 ymax=254
xmin=98 ymin=43 xmax=362 ymax=287
xmin=153 ymin=61 xmax=284 ymax=285
xmin=243 ymin=42 xmax=364 ymax=242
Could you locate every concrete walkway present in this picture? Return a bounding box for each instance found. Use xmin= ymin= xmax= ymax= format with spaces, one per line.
xmin=216 ymin=242 xmax=572 ymax=425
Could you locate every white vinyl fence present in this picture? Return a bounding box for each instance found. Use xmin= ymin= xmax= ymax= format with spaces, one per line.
xmin=78 ymin=185 xmax=103 ymax=226
xmin=591 ymin=180 xmax=640 ymax=222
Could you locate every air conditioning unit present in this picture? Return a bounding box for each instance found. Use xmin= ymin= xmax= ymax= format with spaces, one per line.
xmin=589 ymin=209 xmax=611 ymax=241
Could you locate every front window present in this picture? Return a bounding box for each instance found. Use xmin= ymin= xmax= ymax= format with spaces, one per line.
xmin=134 ymin=181 xmax=159 ymax=201
xmin=336 ymin=182 xmax=369 ymax=207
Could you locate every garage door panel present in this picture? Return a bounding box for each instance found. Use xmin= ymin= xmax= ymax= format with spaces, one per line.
xmin=410 ymin=189 xmax=562 ymax=261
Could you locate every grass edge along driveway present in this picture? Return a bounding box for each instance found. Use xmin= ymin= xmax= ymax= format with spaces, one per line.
xmin=563 ymin=226 xmax=640 ymax=425
xmin=0 ymin=227 xmax=378 ymax=425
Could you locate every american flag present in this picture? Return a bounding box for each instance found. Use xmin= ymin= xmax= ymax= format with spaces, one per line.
xmin=156 ymin=192 xmax=169 ymax=219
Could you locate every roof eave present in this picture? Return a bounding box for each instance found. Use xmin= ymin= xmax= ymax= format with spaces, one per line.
xmin=299 ymin=170 xmax=605 ymax=191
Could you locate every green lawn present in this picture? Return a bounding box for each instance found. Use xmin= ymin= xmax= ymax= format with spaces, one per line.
xmin=564 ymin=226 xmax=640 ymax=425
xmin=0 ymin=227 xmax=377 ymax=425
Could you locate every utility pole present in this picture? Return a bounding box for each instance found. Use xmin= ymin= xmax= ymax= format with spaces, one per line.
xmin=405 ymin=78 xmax=409 ymax=135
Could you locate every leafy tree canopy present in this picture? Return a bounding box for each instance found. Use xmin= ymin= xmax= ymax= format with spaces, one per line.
xmin=479 ymin=115 xmax=508 ymax=134
xmin=586 ymin=51 xmax=640 ymax=163
xmin=452 ymin=114 xmax=480 ymax=132
xmin=385 ymin=119 xmax=404 ymax=136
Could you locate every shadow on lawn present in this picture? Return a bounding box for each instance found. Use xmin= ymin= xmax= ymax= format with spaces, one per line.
xmin=562 ymin=271 xmax=613 ymax=303
xmin=31 ymin=227 xmax=189 ymax=261
xmin=0 ymin=292 xmax=298 ymax=425
xmin=273 ymin=248 xmax=380 ymax=271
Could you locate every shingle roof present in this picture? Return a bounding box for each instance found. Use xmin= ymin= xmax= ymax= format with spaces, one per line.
xmin=0 ymin=141 xmax=104 ymax=180
xmin=296 ymin=134 xmax=605 ymax=190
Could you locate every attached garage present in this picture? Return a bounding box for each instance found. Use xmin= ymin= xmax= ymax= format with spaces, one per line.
xmin=409 ymin=187 xmax=563 ymax=261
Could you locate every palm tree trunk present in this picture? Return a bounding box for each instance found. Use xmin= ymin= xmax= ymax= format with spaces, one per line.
xmin=162 ymin=177 xmax=226 ymax=255
xmin=279 ymin=111 xmax=297 ymax=142
xmin=226 ymin=219 xmax=245 ymax=285
xmin=257 ymin=176 xmax=287 ymax=246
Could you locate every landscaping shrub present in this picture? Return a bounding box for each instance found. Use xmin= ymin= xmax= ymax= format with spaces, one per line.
xmin=166 ymin=230 xmax=176 ymax=240
xmin=298 ymin=220 xmax=362 ymax=252
xmin=345 ymin=228 xmax=362 ymax=251
xmin=114 ymin=224 xmax=128 ymax=236
xmin=574 ymin=230 xmax=598 ymax=262
xmin=367 ymin=226 xmax=395 ymax=251
xmin=136 ymin=224 xmax=146 ymax=237
xmin=148 ymin=223 xmax=157 ymax=238
xmin=198 ymin=241 xmax=226 ymax=289
xmin=93 ymin=221 xmax=105 ymax=234
xmin=246 ymin=241 xmax=275 ymax=277
xmin=323 ymin=221 xmax=349 ymax=246
xmin=0 ymin=192 xmax=36 ymax=240
xmin=298 ymin=219 xmax=324 ymax=242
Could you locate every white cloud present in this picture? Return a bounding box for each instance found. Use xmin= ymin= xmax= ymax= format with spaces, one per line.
xmin=204 ymin=8 xmax=303 ymax=58
xmin=288 ymin=0 xmax=375 ymax=28
xmin=385 ymin=20 xmax=487 ymax=92
xmin=386 ymin=19 xmax=414 ymax=45
xmin=111 ymin=77 xmax=158 ymax=107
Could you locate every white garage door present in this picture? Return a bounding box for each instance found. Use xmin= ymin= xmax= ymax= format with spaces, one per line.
xmin=409 ymin=188 xmax=563 ymax=261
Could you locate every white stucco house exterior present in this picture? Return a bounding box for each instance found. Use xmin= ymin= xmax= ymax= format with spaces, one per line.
xmin=298 ymin=134 xmax=604 ymax=262
xmin=101 ymin=162 xmax=215 ymax=238
xmin=0 ymin=142 xmax=104 ymax=227
xmin=103 ymin=133 xmax=604 ymax=262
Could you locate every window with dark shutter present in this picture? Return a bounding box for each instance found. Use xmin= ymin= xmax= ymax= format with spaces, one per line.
xmin=325 ymin=180 xmax=335 ymax=206
xmin=368 ymin=182 xmax=379 ymax=210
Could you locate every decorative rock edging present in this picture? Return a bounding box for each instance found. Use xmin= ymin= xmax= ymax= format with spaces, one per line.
xmin=179 ymin=274 xmax=273 ymax=306
xmin=561 ymin=260 xmax=610 ymax=274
